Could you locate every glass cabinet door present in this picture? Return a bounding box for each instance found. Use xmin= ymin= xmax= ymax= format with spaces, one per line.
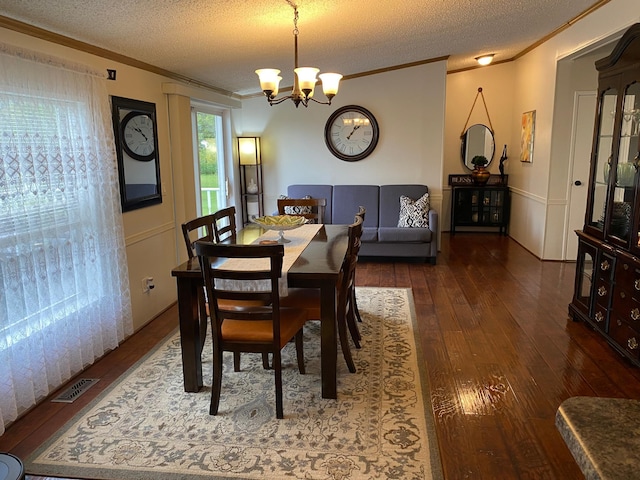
xmin=573 ymin=239 xmax=597 ymax=317
xmin=613 ymin=81 xmax=640 ymax=249
xmin=587 ymin=86 xmax=618 ymax=236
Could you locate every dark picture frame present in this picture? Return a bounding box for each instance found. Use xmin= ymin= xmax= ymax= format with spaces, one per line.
xmin=111 ymin=96 xmax=162 ymax=212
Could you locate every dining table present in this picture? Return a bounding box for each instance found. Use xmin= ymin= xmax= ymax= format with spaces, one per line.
xmin=171 ymin=223 xmax=349 ymax=399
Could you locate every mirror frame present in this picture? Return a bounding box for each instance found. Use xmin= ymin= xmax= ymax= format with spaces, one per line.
xmin=461 ymin=123 xmax=495 ymax=170
xmin=111 ymin=96 xmax=162 ymax=212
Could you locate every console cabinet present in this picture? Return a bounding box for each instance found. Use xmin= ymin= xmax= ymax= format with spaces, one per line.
xmin=450 ymin=185 xmax=510 ymax=235
xmin=569 ymin=24 xmax=640 ymax=366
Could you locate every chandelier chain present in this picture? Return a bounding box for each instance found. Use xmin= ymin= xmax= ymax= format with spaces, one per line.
xmin=286 ymin=0 xmax=299 ymax=35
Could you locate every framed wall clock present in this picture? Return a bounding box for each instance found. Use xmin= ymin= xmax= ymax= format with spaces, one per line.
xmin=111 ymin=96 xmax=162 ymax=212
xmin=324 ymin=105 xmax=379 ymax=161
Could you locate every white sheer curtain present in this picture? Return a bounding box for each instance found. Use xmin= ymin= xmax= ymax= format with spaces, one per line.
xmin=0 ymin=44 xmax=133 ymax=434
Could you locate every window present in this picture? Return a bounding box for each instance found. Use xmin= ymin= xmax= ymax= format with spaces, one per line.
xmin=0 ymin=44 xmax=132 ymax=433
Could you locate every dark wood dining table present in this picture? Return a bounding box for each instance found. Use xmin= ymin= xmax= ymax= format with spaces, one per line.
xmin=171 ymin=224 xmax=349 ymax=399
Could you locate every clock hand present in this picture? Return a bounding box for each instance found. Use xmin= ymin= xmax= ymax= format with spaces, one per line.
xmin=347 ymin=125 xmax=361 ymax=140
xmin=133 ymin=127 xmax=148 ymax=141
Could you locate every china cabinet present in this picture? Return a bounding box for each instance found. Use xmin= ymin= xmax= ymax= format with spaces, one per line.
xmin=569 ymin=24 xmax=640 ymax=365
xmin=450 ymin=185 xmax=510 ymax=235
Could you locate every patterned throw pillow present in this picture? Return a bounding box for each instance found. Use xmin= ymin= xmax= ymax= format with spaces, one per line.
xmin=397 ymin=193 xmax=430 ymax=228
xmin=278 ymin=195 xmax=313 ymax=214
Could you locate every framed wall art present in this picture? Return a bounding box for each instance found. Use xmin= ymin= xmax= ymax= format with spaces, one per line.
xmin=520 ymin=110 xmax=535 ymax=163
xmin=111 ymin=96 xmax=162 ymax=212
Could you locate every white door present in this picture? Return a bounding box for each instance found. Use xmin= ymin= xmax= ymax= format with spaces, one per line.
xmin=565 ymin=91 xmax=597 ymax=261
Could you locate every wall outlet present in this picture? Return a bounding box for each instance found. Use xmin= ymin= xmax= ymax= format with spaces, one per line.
xmin=141 ymin=276 xmax=155 ymax=293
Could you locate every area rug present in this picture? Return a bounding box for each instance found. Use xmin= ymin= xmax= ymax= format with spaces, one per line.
xmin=26 ymin=287 xmax=443 ymax=480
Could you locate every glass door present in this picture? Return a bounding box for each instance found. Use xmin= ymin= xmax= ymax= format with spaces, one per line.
xmin=192 ymin=106 xmax=229 ymax=216
xmin=609 ymin=80 xmax=640 ymax=248
xmin=586 ymin=85 xmax=618 ymax=237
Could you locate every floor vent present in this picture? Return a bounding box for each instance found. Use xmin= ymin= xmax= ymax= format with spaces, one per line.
xmin=51 ymin=378 xmax=99 ymax=403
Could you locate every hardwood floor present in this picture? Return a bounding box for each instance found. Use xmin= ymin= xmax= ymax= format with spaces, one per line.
xmin=3 ymin=232 xmax=640 ymax=479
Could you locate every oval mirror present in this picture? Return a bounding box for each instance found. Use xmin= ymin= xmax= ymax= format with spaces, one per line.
xmin=461 ymin=124 xmax=495 ymax=170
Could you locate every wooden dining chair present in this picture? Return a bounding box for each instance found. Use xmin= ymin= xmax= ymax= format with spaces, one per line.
xmin=212 ymin=206 xmax=237 ymax=243
xmin=181 ymin=213 xmax=217 ymax=349
xmin=277 ymin=197 xmax=327 ymax=224
xmin=195 ymin=241 xmax=307 ymax=419
xmin=281 ymin=214 xmax=363 ymax=373
xmin=182 ymin=213 xmax=217 ymax=259
xmin=182 ymin=209 xmax=267 ymax=371
xmin=352 ymin=206 xmax=366 ymax=325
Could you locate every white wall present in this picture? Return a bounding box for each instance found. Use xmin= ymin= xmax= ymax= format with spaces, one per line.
xmin=508 ymin=0 xmax=640 ymax=258
xmin=234 ymin=62 xmax=447 ymax=227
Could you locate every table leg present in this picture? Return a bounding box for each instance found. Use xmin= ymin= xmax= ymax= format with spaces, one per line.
xmin=176 ymin=277 xmax=203 ymax=392
xmin=320 ymin=284 xmax=337 ymax=399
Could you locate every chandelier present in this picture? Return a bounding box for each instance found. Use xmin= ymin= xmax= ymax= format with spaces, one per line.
xmin=255 ymin=1 xmax=342 ymax=108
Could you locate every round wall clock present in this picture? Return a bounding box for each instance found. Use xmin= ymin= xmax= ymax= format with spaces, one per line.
xmin=324 ymin=105 xmax=379 ymax=161
xmin=121 ymin=111 xmax=156 ymax=161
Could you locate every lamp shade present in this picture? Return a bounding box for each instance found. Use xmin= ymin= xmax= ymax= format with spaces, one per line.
xmin=319 ymin=73 xmax=342 ymax=97
xmin=294 ymin=67 xmax=319 ymax=91
xmin=255 ymin=69 xmax=281 ymax=93
xmin=238 ymin=137 xmax=261 ymax=165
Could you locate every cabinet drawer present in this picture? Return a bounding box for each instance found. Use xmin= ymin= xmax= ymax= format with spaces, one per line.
xmin=594 ymin=277 xmax=612 ymax=308
xmin=592 ymin=303 xmax=609 ymax=332
xmin=609 ymin=317 xmax=640 ymax=361
xmin=596 ymin=254 xmax=615 ymax=281
xmin=615 ymin=258 xmax=640 ymax=295
xmin=612 ymin=289 xmax=640 ymax=324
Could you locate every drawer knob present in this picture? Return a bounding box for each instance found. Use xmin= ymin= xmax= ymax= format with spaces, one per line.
xmin=635 ymin=279 xmax=640 ymax=291
xmin=618 ymin=319 xmax=623 ymax=326
xmin=598 ymin=286 xmax=607 ymax=297
xmin=621 ymin=291 xmax=627 ymax=299
xmin=632 ymin=308 xmax=640 ymax=321
xmin=629 ymin=337 xmax=639 ymax=350
xmin=601 ymin=260 xmax=611 ymax=271
xmin=624 ymin=263 xmax=630 ymax=271
xmin=595 ymin=311 xmax=605 ymax=323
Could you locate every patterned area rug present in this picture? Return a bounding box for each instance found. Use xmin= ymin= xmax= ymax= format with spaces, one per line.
xmin=26 ymin=287 xmax=443 ymax=480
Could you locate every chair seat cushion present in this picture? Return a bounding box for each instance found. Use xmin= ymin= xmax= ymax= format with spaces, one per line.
xmin=221 ymin=307 xmax=307 ymax=348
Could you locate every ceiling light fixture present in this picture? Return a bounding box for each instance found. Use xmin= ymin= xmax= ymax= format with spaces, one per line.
xmin=476 ymin=54 xmax=495 ymax=66
xmin=256 ymin=0 xmax=342 ymax=108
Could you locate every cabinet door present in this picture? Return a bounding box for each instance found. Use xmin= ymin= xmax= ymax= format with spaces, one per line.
xmin=586 ymin=85 xmax=618 ymax=238
xmin=607 ymin=79 xmax=640 ymax=248
xmin=572 ymin=239 xmax=597 ymax=317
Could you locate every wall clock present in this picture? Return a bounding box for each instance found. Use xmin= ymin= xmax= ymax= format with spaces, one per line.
xmin=121 ymin=111 xmax=156 ymax=161
xmin=324 ymin=105 xmax=379 ymax=161
xmin=111 ymin=96 xmax=162 ymax=212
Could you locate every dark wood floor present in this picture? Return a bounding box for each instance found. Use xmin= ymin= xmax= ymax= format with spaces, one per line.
xmin=3 ymin=232 xmax=640 ymax=479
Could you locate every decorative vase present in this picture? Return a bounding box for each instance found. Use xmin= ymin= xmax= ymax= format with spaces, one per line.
xmin=472 ymin=166 xmax=490 ymax=185
xmin=247 ymin=179 xmax=258 ymax=194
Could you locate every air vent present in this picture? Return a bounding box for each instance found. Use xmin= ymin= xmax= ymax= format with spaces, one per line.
xmin=51 ymin=378 xmax=99 ymax=403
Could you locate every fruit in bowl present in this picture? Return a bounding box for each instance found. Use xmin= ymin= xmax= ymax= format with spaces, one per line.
xmin=252 ymin=215 xmax=307 ymax=243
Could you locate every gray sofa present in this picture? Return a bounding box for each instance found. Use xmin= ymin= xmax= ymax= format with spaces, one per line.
xmin=286 ymin=184 xmax=438 ymax=263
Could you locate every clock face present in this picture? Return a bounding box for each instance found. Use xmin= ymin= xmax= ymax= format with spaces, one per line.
xmin=324 ymin=105 xmax=379 ymax=161
xmin=121 ymin=111 xmax=156 ymax=161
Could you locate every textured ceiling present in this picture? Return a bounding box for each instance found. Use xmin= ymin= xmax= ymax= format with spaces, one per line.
xmin=0 ymin=0 xmax=604 ymax=97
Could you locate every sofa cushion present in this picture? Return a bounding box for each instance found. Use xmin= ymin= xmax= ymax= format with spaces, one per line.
xmin=379 ymin=185 xmax=429 ymax=228
xmin=332 ymin=185 xmax=379 ymax=226
xmin=361 ymin=227 xmax=378 ymax=242
xmin=378 ymin=227 xmax=432 ymax=243
xmin=287 ymin=185 xmax=333 ymax=223
xmin=398 ymin=192 xmax=430 ymax=228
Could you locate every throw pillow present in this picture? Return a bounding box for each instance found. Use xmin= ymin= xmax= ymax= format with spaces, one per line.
xmin=278 ymin=194 xmax=313 ymax=215
xmin=398 ymin=193 xmax=430 ymax=228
